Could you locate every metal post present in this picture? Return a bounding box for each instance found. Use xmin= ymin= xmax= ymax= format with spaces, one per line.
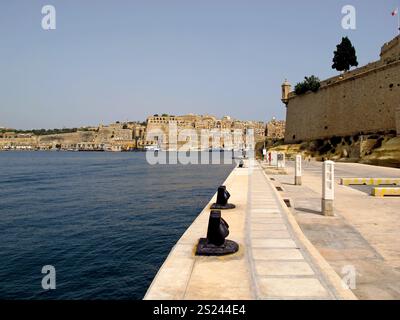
xmin=322 ymin=160 xmax=334 ymax=216
xmin=295 ymin=154 xmax=302 ymax=185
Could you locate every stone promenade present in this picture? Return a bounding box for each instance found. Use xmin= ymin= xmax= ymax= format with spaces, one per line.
xmin=268 ymin=160 xmax=400 ymax=299
xmin=144 ymin=161 xmax=356 ymax=300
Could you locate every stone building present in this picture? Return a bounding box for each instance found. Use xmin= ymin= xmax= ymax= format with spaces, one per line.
xmin=0 ymin=122 xmax=143 ymax=151
xmin=145 ymin=114 xmax=265 ymax=150
xmin=0 ymin=132 xmax=38 ymax=150
xmin=282 ymin=35 xmax=400 ymax=143
xmin=0 ymin=115 xmax=266 ymax=151
xmin=266 ymin=118 xmax=285 ymax=140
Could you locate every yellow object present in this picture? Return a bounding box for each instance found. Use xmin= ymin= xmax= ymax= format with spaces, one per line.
xmin=371 ymin=187 xmax=400 ymax=197
xmin=341 ymin=178 xmax=400 ymax=186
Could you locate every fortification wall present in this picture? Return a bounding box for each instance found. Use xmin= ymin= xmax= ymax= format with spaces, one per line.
xmin=284 ymin=36 xmax=400 ymax=143
xmin=381 ymin=35 xmax=400 ymax=63
xmin=0 ymin=136 xmax=38 ymax=147
xmin=284 ymin=60 xmax=400 ymax=143
xmin=38 ymin=131 xmax=96 ymax=144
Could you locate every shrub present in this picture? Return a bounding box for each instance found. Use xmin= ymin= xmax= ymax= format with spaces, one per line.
xmin=372 ymin=137 xmax=384 ymax=150
xmin=318 ymin=142 xmax=333 ymax=154
xmin=294 ymin=76 xmax=321 ymax=95
xmin=329 ymin=136 xmax=342 ymax=147
xmin=315 ymin=139 xmax=325 ymax=147
xmin=300 ymin=142 xmax=309 ymax=151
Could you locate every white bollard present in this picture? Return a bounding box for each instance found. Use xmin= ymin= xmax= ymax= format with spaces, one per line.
xmin=277 ymin=153 xmax=286 ymax=168
xmin=322 ymin=160 xmax=334 ymax=216
xmin=295 ymin=154 xmax=302 ymax=185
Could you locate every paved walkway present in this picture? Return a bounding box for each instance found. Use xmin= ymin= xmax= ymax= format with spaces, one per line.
xmin=247 ymin=165 xmax=353 ymax=299
xmin=144 ymin=161 xmax=355 ymax=300
xmin=267 ymin=160 xmax=400 ymax=299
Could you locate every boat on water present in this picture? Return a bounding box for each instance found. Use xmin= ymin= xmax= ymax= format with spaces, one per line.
xmin=144 ymin=145 xmax=160 ymax=152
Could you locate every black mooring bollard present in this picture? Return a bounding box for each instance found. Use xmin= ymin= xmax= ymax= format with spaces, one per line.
xmin=196 ymin=210 xmax=239 ymax=256
xmin=211 ymin=186 xmax=236 ymax=210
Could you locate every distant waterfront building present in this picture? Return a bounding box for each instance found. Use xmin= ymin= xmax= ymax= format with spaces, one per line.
xmin=0 ymin=115 xmax=266 ymax=152
xmin=266 ymin=118 xmax=285 ymax=140
xmin=145 ymin=114 xmax=266 ymax=150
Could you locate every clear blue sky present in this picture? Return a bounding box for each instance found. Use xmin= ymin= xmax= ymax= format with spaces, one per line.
xmin=0 ymin=0 xmax=399 ymax=129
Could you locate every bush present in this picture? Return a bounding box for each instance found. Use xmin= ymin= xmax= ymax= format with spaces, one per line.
xmin=300 ymin=142 xmax=309 ymax=151
xmin=14 ymin=128 xmax=79 ymax=136
xmin=294 ymin=76 xmax=321 ymax=95
xmin=315 ymin=139 xmax=325 ymax=147
xmin=294 ymin=82 xmax=308 ymax=95
xmin=318 ymin=142 xmax=333 ymax=154
xmin=272 ymin=139 xmax=285 ymax=147
xmin=329 ymin=136 xmax=342 ymax=147
xmin=372 ymin=137 xmax=384 ymax=150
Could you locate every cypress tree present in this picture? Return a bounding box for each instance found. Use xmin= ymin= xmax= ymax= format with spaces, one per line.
xmin=332 ymin=37 xmax=359 ymax=72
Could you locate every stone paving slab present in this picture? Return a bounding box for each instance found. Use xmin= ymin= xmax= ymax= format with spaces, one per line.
xmin=252 ymin=248 xmax=305 ymax=261
xmin=258 ymin=278 xmax=330 ymax=299
xmin=255 ymin=261 xmax=315 ymax=276
xmin=251 ymin=238 xmax=298 ymax=249
xmin=251 ymin=230 xmax=291 ymax=239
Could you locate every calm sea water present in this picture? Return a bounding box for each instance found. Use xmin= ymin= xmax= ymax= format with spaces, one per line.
xmin=0 ymin=151 xmax=235 ymax=299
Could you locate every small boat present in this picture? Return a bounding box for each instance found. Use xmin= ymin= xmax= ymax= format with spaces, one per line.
xmin=144 ymin=145 xmax=160 ymax=152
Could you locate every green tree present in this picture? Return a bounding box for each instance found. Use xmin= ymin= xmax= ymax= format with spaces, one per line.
xmin=332 ymin=37 xmax=358 ymax=72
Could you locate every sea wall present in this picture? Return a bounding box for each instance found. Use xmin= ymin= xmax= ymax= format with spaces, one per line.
xmin=144 ymin=161 xmax=357 ymax=300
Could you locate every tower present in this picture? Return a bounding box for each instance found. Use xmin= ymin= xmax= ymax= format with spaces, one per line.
xmin=281 ymin=79 xmax=291 ymax=105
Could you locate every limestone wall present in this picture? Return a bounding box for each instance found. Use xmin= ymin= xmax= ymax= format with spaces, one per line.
xmin=396 ymin=104 xmax=400 ymax=135
xmin=38 ymin=131 xmax=95 ymax=144
xmin=381 ymin=36 xmax=400 ymax=63
xmin=285 ymin=49 xmax=400 ymax=143
xmin=0 ymin=136 xmax=38 ymax=148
